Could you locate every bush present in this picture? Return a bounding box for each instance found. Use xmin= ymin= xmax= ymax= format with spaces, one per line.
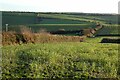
xmin=2 ymin=26 xmax=85 ymax=45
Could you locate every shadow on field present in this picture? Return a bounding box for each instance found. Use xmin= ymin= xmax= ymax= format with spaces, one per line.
xmin=100 ymin=38 xmax=120 ymax=44
xmin=14 ymin=48 xmax=34 ymax=77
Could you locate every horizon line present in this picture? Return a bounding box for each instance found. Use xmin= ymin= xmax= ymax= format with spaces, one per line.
xmin=1 ymin=10 xmax=118 ymax=15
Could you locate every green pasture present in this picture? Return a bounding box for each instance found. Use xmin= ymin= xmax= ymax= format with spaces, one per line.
xmin=95 ymin=26 xmax=119 ymax=35
xmin=3 ymin=23 xmax=96 ymax=32
xmin=2 ymin=11 xmax=120 ymax=35
xmin=2 ymin=37 xmax=119 ymax=78
xmin=2 ymin=12 xmax=37 ymax=26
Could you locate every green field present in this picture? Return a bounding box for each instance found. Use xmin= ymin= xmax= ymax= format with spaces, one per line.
xmin=28 ymin=23 xmax=96 ymax=32
xmin=3 ymin=23 xmax=96 ymax=33
xmin=69 ymin=14 xmax=118 ymax=24
xmin=2 ymin=12 xmax=120 ymax=35
xmin=2 ymin=37 xmax=119 ymax=78
xmin=2 ymin=11 xmax=120 ymax=79
xmin=95 ymin=26 xmax=119 ymax=35
xmin=36 ymin=17 xmax=88 ymax=24
xmin=2 ymin=12 xmax=37 ymax=25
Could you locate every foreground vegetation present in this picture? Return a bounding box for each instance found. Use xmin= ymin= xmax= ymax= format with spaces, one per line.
xmin=2 ymin=37 xmax=119 ymax=78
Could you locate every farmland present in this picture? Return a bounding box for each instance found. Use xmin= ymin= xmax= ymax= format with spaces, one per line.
xmin=2 ymin=12 xmax=119 ymax=35
xmin=1 ymin=11 xmax=120 ymax=79
xmin=2 ymin=37 xmax=119 ymax=78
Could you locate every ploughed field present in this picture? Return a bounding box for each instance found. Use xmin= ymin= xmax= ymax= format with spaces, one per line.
xmin=2 ymin=37 xmax=119 ymax=78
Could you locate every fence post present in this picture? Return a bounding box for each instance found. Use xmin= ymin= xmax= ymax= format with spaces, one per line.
xmin=5 ymin=24 xmax=8 ymax=32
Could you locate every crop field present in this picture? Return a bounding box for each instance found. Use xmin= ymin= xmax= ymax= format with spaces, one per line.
xmin=36 ymin=17 xmax=88 ymax=24
xmin=2 ymin=12 xmax=37 ymax=25
xmin=28 ymin=23 xmax=96 ymax=32
xmin=2 ymin=12 xmax=119 ymax=35
xmin=69 ymin=14 xmax=119 ymax=24
xmin=95 ymin=26 xmax=119 ymax=35
xmin=3 ymin=23 xmax=95 ymax=32
xmin=2 ymin=37 xmax=119 ymax=78
xmin=1 ymin=11 xmax=120 ymax=79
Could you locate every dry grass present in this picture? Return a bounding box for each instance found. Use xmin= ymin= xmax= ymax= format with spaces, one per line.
xmin=19 ymin=26 xmax=35 ymax=43
xmin=0 ymin=31 xmax=2 ymax=46
xmin=2 ymin=26 xmax=86 ymax=45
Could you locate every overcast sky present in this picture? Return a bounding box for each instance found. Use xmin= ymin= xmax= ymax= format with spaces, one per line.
xmin=0 ymin=0 xmax=119 ymax=14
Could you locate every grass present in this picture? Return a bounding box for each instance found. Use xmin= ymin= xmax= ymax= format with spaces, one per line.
xmin=2 ymin=12 xmax=37 ymax=26
xmin=29 ymin=24 xmax=91 ymax=26
xmin=4 ymin=23 xmax=96 ymax=32
xmin=2 ymin=37 xmax=119 ymax=78
xmin=36 ymin=17 xmax=87 ymax=24
xmin=2 ymin=11 xmax=120 ymax=79
xmin=2 ymin=30 xmax=85 ymax=45
xmin=2 ymin=12 xmax=119 ymax=35
xmin=38 ymin=13 xmax=105 ymax=24
xmin=1 ymin=11 xmax=119 ymax=79
xmin=69 ymin=14 xmax=118 ymax=24
xmin=95 ymin=26 xmax=119 ymax=35
xmin=29 ymin=23 xmax=96 ymax=31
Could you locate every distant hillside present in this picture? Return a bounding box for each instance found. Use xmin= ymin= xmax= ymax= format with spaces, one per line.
xmin=2 ymin=12 xmax=37 ymax=26
xmin=2 ymin=11 xmax=119 ymax=25
xmin=2 ymin=11 xmax=119 ymax=36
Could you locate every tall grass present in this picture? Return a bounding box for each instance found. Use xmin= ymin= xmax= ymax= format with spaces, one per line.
xmin=2 ymin=26 xmax=85 ymax=45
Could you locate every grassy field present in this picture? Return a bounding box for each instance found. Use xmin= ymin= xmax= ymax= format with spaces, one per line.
xmin=28 ymin=23 xmax=96 ymax=32
xmin=2 ymin=12 xmax=119 ymax=35
xmin=36 ymin=17 xmax=88 ymax=24
xmin=2 ymin=37 xmax=119 ymax=78
xmin=69 ymin=14 xmax=118 ymax=24
xmin=2 ymin=12 xmax=37 ymax=25
xmin=2 ymin=12 xmax=119 ymax=79
xmin=4 ymin=23 xmax=95 ymax=32
xmin=95 ymin=26 xmax=119 ymax=35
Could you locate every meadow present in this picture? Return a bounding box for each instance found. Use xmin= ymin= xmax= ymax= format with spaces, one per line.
xmin=4 ymin=23 xmax=95 ymax=33
xmin=2 ymin=37 xmax=119 ymax=78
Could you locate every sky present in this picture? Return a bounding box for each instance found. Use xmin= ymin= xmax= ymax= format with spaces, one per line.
xmin=0 ymin=0 xmax=119 ymax=14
